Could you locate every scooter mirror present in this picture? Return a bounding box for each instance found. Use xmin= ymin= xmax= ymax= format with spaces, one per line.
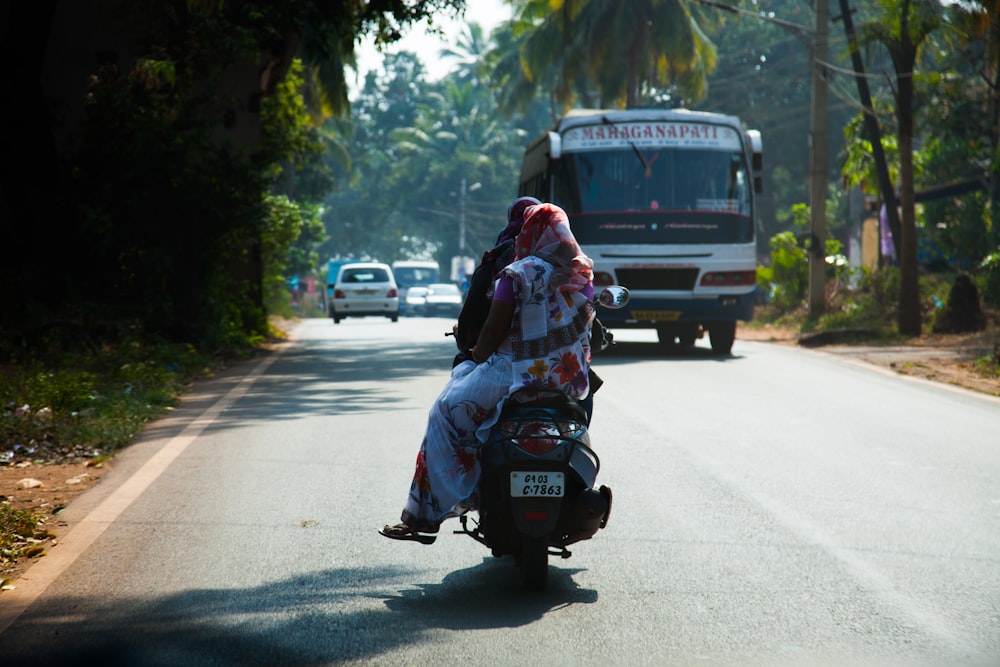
xmin=597 ymin=286 xmax=629 ymax=309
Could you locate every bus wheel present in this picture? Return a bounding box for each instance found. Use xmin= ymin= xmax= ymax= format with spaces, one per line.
xmin=709 ymin=322 xmax=736 ymax=355
xmin=677 ymin=324 xmax=699 ymax=347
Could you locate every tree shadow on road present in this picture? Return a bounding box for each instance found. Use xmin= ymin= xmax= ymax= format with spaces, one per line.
xmin=0 ymin=559 xmax=597 ymax=667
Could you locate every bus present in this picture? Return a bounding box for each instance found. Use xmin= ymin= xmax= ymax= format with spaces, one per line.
xmin=518 ymin=108 xmax=762 ymax=354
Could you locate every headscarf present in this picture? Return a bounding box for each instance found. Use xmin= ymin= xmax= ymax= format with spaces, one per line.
xmin=480 ymin=196 xmax=542 ymax=272
xmin=502 ymin=203 xmax=594 ymax=400
xmin=514 ymin=203 xmax=593 ymax=292
xmin=495 ymin=196 xmax=541 ymax=246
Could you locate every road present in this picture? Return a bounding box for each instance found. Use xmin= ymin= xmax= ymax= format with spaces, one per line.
xmin=1 ymin=317 xmax=998 ymax=667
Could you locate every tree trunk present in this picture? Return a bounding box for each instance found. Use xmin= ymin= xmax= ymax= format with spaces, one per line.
xmin=895 ymin=31 xmax=921 ymax=335
xmin=625 ymin=7 xmax=645 ymax=108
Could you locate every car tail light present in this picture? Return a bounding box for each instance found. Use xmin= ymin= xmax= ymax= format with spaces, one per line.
xmin=700 ymin=270 xmax=756 ymax=287
xmin=386 ymin=288 xmax=398 ymax=298
xmin=334 ymin=289 xmax=346 ymax=299
xmin=593 ymin=271 xmax=615 ymax=286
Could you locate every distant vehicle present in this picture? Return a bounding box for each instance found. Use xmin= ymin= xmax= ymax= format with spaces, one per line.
xmin=404 ymin=286 xmax=429 ymax=317
xmin=330 ymin=262 xmax=399 ymax=324
xmin=519 ymin=108 xmax=762 ymax=355
xmin=392 ymin=261 xmax=441 ymax=315
xmin=326 ymin=258 xmax=361 ymax=318
xmin=422 ymin=283 xmax=463 ymax=318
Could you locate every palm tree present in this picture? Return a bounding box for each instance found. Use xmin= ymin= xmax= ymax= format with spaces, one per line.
xmin=489 ymin=0 xmax=715 ymax=114
xmin=440 ymin=22 xmax=491 ymax=86
xmin=571 ymin=0 xmax=716 ymax=107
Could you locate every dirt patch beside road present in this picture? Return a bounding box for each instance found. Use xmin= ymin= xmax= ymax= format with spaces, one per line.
xmin=738 ymin=323 xmax=1000 ymax=398
xmin=1 ymin=460 xmax=109 ymax=587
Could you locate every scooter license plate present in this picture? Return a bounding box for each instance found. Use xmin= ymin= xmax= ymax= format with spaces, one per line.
xmin=510 ymin=471 xmax=564 ymax=498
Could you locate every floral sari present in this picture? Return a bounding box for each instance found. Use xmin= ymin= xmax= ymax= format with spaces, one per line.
xmin=399 ymin=204 xmax=593 ymax=531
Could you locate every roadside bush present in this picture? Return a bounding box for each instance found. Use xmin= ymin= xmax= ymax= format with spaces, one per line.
xmin=981 ymin=250 xmax=1000 ymax=307
xmin=757 ymin=231 xmax=808 ymax=312
xmin=815 ymin=267 xmax=899 ymax=334
xmin=1 ymin=331 xmax=215 ymax=464
xmin=757 ymin=227 xmax=851 ymax=318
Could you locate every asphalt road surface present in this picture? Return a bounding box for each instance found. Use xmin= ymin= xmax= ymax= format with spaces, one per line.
xmin=1 ymin=317 xmax=997 ymax=667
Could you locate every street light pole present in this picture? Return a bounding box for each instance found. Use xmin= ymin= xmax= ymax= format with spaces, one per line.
xmin=459 ymin=178 xmax=467 ymax=257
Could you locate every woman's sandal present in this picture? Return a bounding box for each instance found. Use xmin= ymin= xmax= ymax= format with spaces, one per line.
xmin=379 ymin=523 xmax=437 ymax=545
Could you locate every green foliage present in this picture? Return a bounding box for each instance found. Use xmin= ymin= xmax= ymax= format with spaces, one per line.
xmin=493 ymin=0 xmax=716 ymax=111
xmin=973 ymin=353 xmax=1000 ymax=378
xmin=319 ymin=49 xmax=534 ymax=265
xmin=757 ymin=231 xmax=808 ymax=312
xmin=980 ymin=250 xmax=1000 ymax=308
xmin=817 ymin=267 xmax=900 ymax=334
xmin=1 ymin=331 xmax=214 ymax=462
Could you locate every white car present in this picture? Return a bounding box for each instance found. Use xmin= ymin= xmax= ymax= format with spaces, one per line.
xmin=403 ymin=286 xmax=428 ymax=317
xmin=422 ymin=283 xmax=464 ymax=318
xmin=331 ymin=262 xmax=399 ymax=323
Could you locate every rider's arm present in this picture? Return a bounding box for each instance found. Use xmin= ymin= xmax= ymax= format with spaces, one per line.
xmin=471 ymin=278 xmax=514 ymax=362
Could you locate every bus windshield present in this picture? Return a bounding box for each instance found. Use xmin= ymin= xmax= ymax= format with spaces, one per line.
xmin=552 ymin=147 xmax=753 ymax=245
xmin=392 ymin=266 xmax=439 ymax=289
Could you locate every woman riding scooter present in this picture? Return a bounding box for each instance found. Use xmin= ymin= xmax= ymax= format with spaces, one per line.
xmin=380 ymin=203 xmax=595 ymax=543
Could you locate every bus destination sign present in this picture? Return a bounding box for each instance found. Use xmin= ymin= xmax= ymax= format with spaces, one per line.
xmin=563 ymin=121 xmax=742 ymax=151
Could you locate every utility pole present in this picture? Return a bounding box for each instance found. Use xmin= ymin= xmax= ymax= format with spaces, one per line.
xmin=808 ymin=0 xmax=829 ymax=316
xmin=696 ymin=0 xmax=829 ymax=314
xmin=459 ymin=178 xmax=467 ymax=257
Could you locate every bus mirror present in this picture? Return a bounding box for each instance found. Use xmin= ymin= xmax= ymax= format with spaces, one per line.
xmin=746 ymin=130 xmax=763 ymax=171
xmin=548 ymin=131 xmax=562 ymax=159
xmin=754 ymin=176 xmax=762 ymax=194
xmin=597 ymin=286 xmax=630 ymax=309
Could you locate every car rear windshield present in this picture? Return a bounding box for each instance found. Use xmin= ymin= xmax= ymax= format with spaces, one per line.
xmin=342 ymin=268 xmax=390 ymax=283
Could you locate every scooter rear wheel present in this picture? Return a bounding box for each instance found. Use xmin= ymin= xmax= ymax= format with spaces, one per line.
xmin=520 ymin=536 xmax=548 ymax=591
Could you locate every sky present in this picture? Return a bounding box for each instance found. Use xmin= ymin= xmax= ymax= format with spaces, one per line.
xmin=350 ymin=1 xmax=512 ymax=92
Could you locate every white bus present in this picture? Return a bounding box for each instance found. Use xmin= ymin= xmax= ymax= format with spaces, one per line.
xmin=391 ymin=260 xmax=441 ymax=315
xmin=519 ymin=108 xmax=762 ymax=354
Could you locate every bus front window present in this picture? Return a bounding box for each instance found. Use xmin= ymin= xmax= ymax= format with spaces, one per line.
xmin=557 ymin=149 xmax=750 ymax=215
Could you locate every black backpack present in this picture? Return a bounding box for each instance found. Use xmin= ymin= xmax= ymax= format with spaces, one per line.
xmin=454 ymin=240 xmax=515 ymax=353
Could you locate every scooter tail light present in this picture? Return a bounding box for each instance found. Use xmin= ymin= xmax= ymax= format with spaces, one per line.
xmin=515 ymin=437 xmax=559 ymax=456
xmin=523 ymin=511 xmax=549 ymax=521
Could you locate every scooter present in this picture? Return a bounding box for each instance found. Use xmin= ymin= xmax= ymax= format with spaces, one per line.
xmin=456 ymin=285 xmax=629 ymax=590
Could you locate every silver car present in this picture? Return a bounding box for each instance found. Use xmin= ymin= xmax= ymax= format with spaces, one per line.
xmin=422 ymin=283 xmax=464 ymax=318
xmin=331 ymin=262 xmax=399 ymax=323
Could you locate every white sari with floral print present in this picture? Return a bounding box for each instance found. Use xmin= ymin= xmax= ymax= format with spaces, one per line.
xmin=399 ymin=256 xmax=593 ymax=532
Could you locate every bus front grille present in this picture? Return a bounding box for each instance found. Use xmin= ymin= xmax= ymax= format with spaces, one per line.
xmin=615 ymin=268 xmax=699 ymax=291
